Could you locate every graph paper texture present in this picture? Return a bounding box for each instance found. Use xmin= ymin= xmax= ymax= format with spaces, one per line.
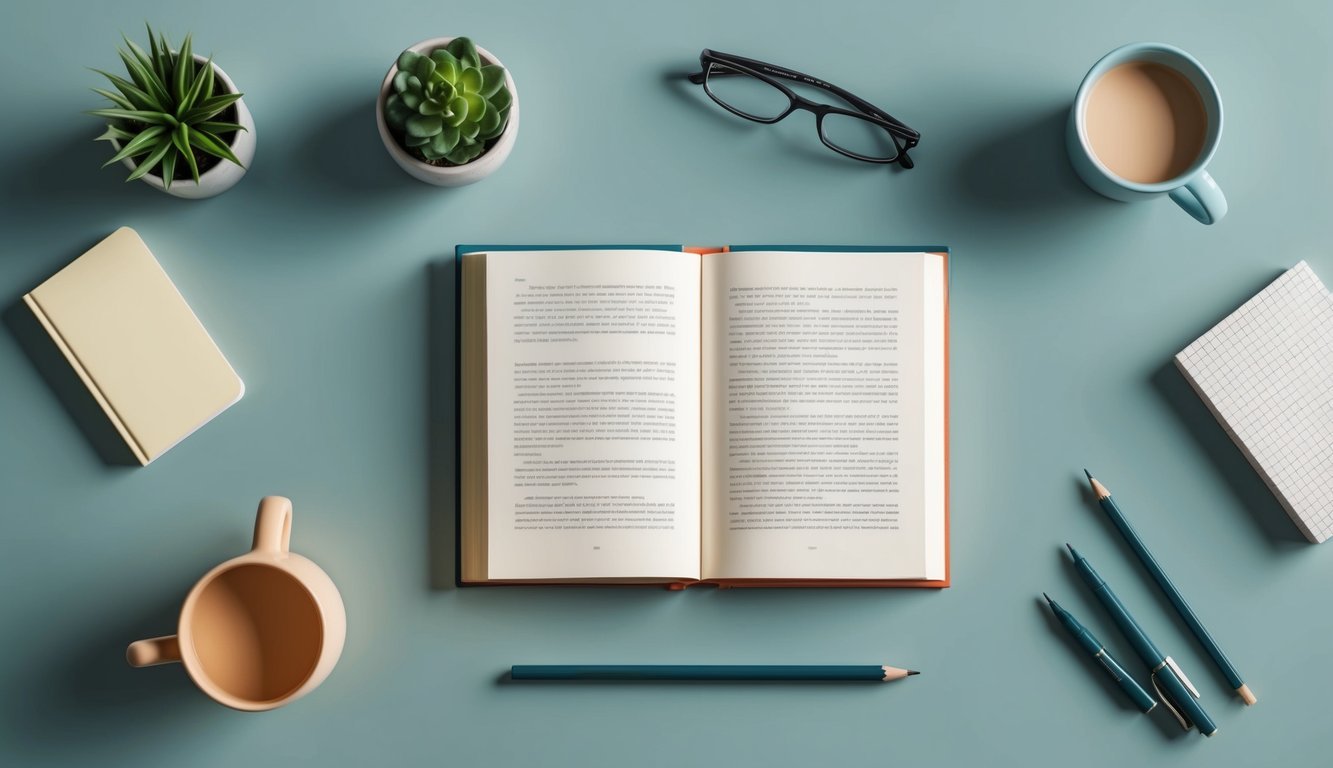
xmin=1175 ymin=262 xmax=1333 ymax=543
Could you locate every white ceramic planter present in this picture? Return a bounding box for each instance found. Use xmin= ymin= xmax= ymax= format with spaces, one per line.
xmin=376 ymin=37 xmax=520 ymax=186
xmin=110 ymin=55 xmax=256 ymax=200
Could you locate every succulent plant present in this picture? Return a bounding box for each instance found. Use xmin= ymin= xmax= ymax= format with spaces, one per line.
xmin=383 ymin=37 xmax=513 ymax=165
xmin=89 ymin=25 xmax=245 ymax=188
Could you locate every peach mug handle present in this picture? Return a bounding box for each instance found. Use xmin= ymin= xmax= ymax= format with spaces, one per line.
xmin=127 ymin=635 xmax=181 ymax=667
xmin=127 ymin=497 xmax=293 ymax=668
xmin=252 ymin=495 xmax=293 ymax=554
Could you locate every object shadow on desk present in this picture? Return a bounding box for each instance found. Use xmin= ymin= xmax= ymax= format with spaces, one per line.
xmin=1150 ymin=361 xmax=1305 ymax=552
xmin=427 ymin=258 xmax=459 ymax=589
xmin=0 ymin=127 xmax=154 ymax=217
xmin=939 ymin=104 xmax=1109 ymax=231
xmin=7 ymin=595 xmax=208 ymax=759
xmin=288 ymin=98 xmax=423 ymax=200
xmin=659 ymin=70 xmax=758 ymax=134
xmin=3 ymin=299 xmax=139 ymax=466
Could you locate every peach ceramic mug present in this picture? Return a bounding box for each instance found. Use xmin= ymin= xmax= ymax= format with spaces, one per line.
xmin=126 ymin=496 xmax=346 ymax=711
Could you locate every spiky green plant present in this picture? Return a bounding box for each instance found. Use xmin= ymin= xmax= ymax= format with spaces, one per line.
xmin=383 ymin=37 xmax=512 ymax=165
xmin=89 ymin=25 xmax=245 ymax=188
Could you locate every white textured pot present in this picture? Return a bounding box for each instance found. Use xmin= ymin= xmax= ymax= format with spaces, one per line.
xmin=376 ymin=37 xmax=520 ymax=186
xmin=110 ymin=55 xmax=256 ymax=200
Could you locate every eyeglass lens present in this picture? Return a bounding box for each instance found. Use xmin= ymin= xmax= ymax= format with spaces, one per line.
xmin=820 ymin=112 xmax=901 ymax=161
xmin=703 ymin=63 xmax=790 ymax=121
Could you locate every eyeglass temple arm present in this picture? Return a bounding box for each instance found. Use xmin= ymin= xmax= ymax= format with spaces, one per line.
xmin=699 ymin=51 xmax=918 ymax=140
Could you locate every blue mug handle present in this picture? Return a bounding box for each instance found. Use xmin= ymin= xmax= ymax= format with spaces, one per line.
xmin=1168 ymin=170 xmax=1227 ymax=225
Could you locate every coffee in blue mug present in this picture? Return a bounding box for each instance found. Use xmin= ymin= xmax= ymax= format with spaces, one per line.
xmin=1067 ymin=43 xmax=1226 ymax=224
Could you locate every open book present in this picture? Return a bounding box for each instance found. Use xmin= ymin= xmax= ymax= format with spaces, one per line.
xmin=459 ymin=246 xmax=949 ymax=587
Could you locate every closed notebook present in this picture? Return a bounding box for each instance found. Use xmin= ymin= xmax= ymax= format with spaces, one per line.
xmin=23 ymin=227 xmax=243 ymax=465
xmin=1174 ymin=262 xmax=1333 ymax=542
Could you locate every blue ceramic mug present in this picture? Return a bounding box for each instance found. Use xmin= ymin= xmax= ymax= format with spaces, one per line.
xmin=1067 ymin=43 xmax=1227 ymax=225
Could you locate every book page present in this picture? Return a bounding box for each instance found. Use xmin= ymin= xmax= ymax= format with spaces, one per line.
xmin=701 ymin=251 xmax=946 ymax=580
xmin=484 ymin=250 xmax=701 ymax=580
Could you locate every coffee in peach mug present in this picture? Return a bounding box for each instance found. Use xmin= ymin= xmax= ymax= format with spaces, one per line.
xmin=127 ymin=496 xmax=346 ymax=711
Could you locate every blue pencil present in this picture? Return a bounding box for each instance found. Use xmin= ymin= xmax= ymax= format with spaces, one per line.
xmin=510 ymin=665 xmax=918 ymax=682
xmin=1085 ymin=470 xmax=1256 ymax=706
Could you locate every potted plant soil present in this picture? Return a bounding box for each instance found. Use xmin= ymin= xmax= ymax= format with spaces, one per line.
xmin=89 ymin=25 xmax=256 ymax=200
xmin=376 ymin=36 xmax=519 ymax=186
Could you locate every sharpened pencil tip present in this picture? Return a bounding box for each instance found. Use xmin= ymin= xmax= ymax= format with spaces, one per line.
xmin=1065 ymin=543 xmax=1083 ymax=560
xmin=1042 ymin=592 xmax=1053 ymax=604
xmin=1085 ymin=472 xmax=1111 ymax=499
xmin=907 ymin=670 xmax=919 ymax=676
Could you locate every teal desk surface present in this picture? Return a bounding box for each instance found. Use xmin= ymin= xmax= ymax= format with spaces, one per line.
xmin=2 ymin=1 xmax=1330 ymax=766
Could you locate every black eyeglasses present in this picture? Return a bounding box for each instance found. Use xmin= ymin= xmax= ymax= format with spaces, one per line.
xmin=687 ymin=48 xmax=919 ymax=169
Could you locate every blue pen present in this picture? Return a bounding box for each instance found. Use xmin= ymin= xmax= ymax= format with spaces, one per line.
xmin=1043 ymin=593 xmax=1157 ymax=713
xmin=1067 ymin=544 xmax=1218 ymax=736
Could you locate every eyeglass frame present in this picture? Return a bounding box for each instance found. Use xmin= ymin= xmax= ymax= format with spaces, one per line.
xmin=687 ymin=48 xmax=920 ymax=169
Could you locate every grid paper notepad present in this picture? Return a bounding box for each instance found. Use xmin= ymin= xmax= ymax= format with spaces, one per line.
xmin=1175 ymin=262 xmax=1333 ymax=543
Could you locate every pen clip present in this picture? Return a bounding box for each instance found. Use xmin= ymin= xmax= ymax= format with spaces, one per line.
xmin=1162 ymin=656 xmax=1200 ymax=699
xmin=1150 ymin=670 xmax=1193 ymax=731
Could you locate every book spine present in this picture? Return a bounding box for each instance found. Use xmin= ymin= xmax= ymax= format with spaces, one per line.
xmin=22 ymin=293 xmax=150 ymax=465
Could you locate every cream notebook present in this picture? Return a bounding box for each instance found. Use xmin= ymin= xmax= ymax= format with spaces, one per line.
xmin=23 ymin=227 xmax=243 ymax=465
xmin=1175 ymin=262 xmax=1333 ymax=542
